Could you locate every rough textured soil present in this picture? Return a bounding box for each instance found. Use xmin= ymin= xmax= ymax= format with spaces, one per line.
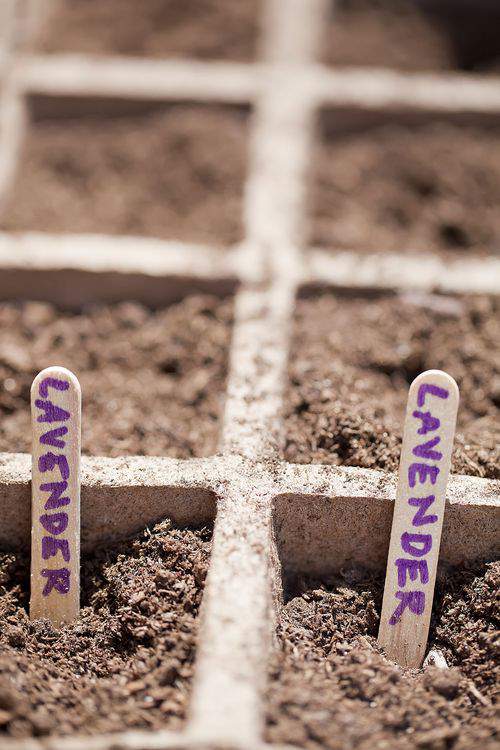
xmin=0 ymin=519 xmax=211 ymax=738
xmin=0 ymin=295 xmax=233 ymax=457
xmin=311 ymin=121 xmax=500 ymax=257
xmin=323 ymin=0 xmax=500 ymax=72
xmin=0 ymin=105 xmax=248 ymax=246
xmin=284 ymin=292 xmax=500 ymax=478
xmin=266 ymin=561 xmax=499 ymax=750
xmin=35 ymin=0 xmax=261 ymax=61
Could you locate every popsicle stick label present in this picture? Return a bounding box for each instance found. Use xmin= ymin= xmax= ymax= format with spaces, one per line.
xmin=378 ymin=370 xmax=459 ymax=668
xmin=30 ymin=366 xmax=81 ymax=626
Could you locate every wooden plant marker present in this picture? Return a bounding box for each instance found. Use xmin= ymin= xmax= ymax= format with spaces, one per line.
xmin=30 ymin=366 xmax=81 ymax=626
xmin=378 ymin=369 xmax=459 ymax=668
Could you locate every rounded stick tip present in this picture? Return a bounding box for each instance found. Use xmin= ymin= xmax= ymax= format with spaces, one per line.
xmin=31 ymin=366 xmax=81 ymax=399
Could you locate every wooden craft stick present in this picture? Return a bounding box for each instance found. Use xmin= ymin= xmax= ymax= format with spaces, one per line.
xmin=30 ymin=366 xmax=81 ymax=626
xmin=378 ymin=369 xmax=459 ymax=669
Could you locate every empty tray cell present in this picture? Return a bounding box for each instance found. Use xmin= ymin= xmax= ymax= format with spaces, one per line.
xmin=323 ymin=0 xmax=500 ymax=72
xmin=284 ymin=291 xmax=499 ymax=479
xmin=0 ymin=294 xmax=233 ymax=457
xmin=266 ymin=560 xmax=499 ymax=749
xmin=34 ymin=0 xmax=261 ymax=61
xmin=310 ymin=113 xmax=500 ymax=257
xmin=0 ymin=103 xmax=249 ymax=246
xmin=0 ymin=517 xmax=212 ymax=737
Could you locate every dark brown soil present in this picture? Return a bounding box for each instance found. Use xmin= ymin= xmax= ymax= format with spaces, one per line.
xmin=0 ymin=295 xmax=232 ymax=457
xmin=35 ymin=0 xmax=261 ymax=61
xmin=284 ymin=292 xmax=500 ymax=478
xmin=0 ymin=105 xmax=248 ymax=246
xmin=266 ymin=561 xmax=499 ymax=750
xmin=311 ymin=120 xmax=500 ymax=257
xmin=323 ymin=0 xmax=500 ymax=73
xmin=0 ymin=518 xmax=211 ymax=738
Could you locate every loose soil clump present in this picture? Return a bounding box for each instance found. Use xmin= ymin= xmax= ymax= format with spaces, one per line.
xmin=0 ymin=295 xmax=233 ymax=457
xmin=311 ymin=121 xmax=500 ymax=257
xmin=0 ymin=105 xmax=248 ymax=246
xmin=34 ymin=0 xmax=261 ymax=61
xmin=266 ymin=561 xmax=499 ymax=750
xmin=0 ymin=518 xmax=212 ymax=738
xmin=284 ymin=292 xmax=499 ymax=478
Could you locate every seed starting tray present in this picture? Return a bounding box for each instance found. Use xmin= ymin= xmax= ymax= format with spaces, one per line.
xmin=0 ymin=1 xmax=499 ymax=749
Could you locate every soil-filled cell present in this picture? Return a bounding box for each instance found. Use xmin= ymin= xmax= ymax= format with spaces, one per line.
xmin=284 ymin=292 xmax=499 ymax=479
xmin=0 ymin=104 xmax=249 ymax=246
xmin=310 ymin=119 xmax=500 ymax=257
xmin=35 ymin=0 xmax=261 ymax=61
xmin=0 ymin=519 xmax=211 ymax=738
xmin=0 ymin=295 xmax=233 ymax=457
xmin=266 ymin=561 xmax=499 ymax=750
xmin=323 ymin=0 xmax=500 ymax=73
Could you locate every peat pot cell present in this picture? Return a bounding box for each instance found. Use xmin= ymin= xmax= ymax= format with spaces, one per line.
xmin=310 ymin=113 xmax=500 ymax=258
xmin=284 ymin=291 xmax=499 ymax=479
xmin=0 ymin=295 xmax=233 ymax=457
xmin=0 ymin=102 xmax=249 ymax=246
xmin=266 ymin=560 xmax=499 ymax=750
xmin=323 ymin=0 xmax=500 ymax=72
xmin=0 ymin=518 xmax=212 ymax=738
xmin=34 ymin=0 xmax=261 ymax=61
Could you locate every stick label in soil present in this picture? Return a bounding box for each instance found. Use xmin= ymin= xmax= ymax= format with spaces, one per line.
xmin=30 ymin=366 xmax=81 ymax=626
xmin=378 ymin=370 xmax=459 ymax=668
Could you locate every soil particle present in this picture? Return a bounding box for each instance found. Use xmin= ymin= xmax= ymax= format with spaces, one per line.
xmin=284 ymin=292 xmax=499 ymax=478
xmin=266 ymin=561 xmax=499 ymax=750
xmin=0 ymin=105 xmax=248 ymax=246
xmin=34 ymin=0 xmax=261 ymax=61
xmin=0 ymin=518 xmax=211 ymax=738
xmin=311 ymin=121 xmax=500 ymax=257
xmin=0 ymin=295 xmax=232 ymax=457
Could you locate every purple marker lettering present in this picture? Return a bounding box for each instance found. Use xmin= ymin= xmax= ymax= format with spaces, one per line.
xmin=389 ymin=590 xmax=425 ymax=625
xmin=395 ymin=558 xmax=429 ymax=587
xmin=41 ymin=568 xmax=70 ymax=596
xmin=401 ymin=531 xmax=432 ymax=557
xmin=412 ymin=436 xmax=442 ymax=461
xmin=409 ymin=495 xmax=438 ymax=527
xmin=417 ymin=383 xmax=449 ymax=408
xmin=408 ymin=463 xmax=439 ymax=488
xmin=31 ymin=366 xmax=81 ymax=624
xmin=41 ymin=537 xmax=71 ymax=562
xmin=39 ymin=377 xmax=70 ymax=398
xmin=39 ymin=512 xmax=69 ymax=536
xmin=40 ymin=426 xmax=68 ymax=449
xmin=40 ymin=481 xmax=70 ymax=510
xmin=412 ymin=410 xmax=441 ymax=435
xmin=35 ymin=399 xmax=70 ymax=424
xmin=38 ymin=453 xmax=70 ymax=481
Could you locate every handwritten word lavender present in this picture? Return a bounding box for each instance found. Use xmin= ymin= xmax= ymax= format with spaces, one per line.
xmin=389 ymin=382 xmax=449 ymax=626
xmin=34 ymin=377 xmax=72 ymax=597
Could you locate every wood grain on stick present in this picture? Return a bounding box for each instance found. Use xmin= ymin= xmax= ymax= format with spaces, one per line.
xmin=378 ymin=369 xmax=459 ymax=668
xmin=30 ymin=366 xmax=81 ymax=625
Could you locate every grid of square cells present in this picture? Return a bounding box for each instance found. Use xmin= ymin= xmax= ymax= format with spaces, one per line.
xmin=0 ymin=1 xmax=499 ymax=749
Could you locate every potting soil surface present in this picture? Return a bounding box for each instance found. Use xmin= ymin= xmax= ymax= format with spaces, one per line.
xmin=34 ymin=0 xmax=261 ymax=61
xmin=310 ymin=121 xmax=500 ymax=257
xmin=266 ymin=561 xmax=499 ymax=750
xmin=0 ymin=295 xmax=233 ymax=457
xmin=284 ymin=292 xmax=500 ymax=479
xmin=323 ymin=0 xmax=500 ymax=72
xmin=0 ymin=519 xmax=211 ymax=737
xmin=0 ymin=105 xmax=248 ymax=246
